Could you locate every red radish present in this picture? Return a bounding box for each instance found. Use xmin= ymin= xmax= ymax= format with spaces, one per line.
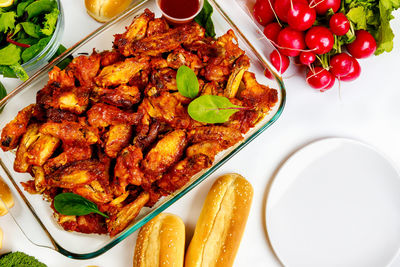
xmin=346 ymin=30 xmax=377 ymax=58
xmin=306 ymin=66 xmax=333 ymax=90
xmin=277 ymin=27 xmax=306 ymax=57
xmin=310 ymin=0 xmax=340 ymax=15
xmin=264 ymin=68 xmax=274 ymax=79
xmin=330 ymin=53 xmax=353 ymax=77
xmin=287 ymin=2 xmax=316 ymax=31
xmin=270 ymin=50 xmax=290 ymax=74
xmin=274 ymin=0 xmax=308 ymax=22
xmin=299 ymin=51 xmax=316 ymax=65
xmin=305 ymin=26 xmax=334 ymax=54
xmin=329 ymin=13 xmax=350 ymax=36
xmin=322 ymin=73 xmax=335 ymax=91
xmin=253 ymin=0 xmax=275 ymax=26
xmin=263 ymin=22 xmax=282 ymax=44
xmin=341 ymin=56 xmax=361 ymax=81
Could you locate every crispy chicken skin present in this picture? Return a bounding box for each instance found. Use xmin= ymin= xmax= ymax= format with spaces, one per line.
xmin=0 ymin=9 xmax=278 ymax=236
xmin=87 ymin=103 xmax=142 ymax=128
xmin=142 ymin=129 xmax=187 ymax=178
xmin=121 ymin=22 xmax=205 ymax=57
xmin=1 ymin=104 xmax=36 ymax=151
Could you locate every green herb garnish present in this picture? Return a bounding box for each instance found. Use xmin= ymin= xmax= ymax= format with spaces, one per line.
xmin=0 ymin=251 xmax=47 ymax=267
xmin=188 ymin=95 xmax=245 ymax=124
xmin=177 ymin=65 xmax=199 ymax=98
xmin=54 ymin=193 xmax=109 ymax=218
xmin=194 ymin=0 xmax=215 ymax=38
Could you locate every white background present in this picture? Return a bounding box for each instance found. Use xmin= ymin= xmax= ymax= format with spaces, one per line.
xmin=1 ymin=0 xmax=400 ymax=266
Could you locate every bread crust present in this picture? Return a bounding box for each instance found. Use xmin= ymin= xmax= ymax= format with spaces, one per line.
xmin=133 ymin=213 xmax=185 ymax=267
xmin=185 ymin=173 xmax=253 ymax=267
xmin=0 ymin=176 xmax=14 ymax=216
xmin=85 ymin=0 xmax=132 ymax=22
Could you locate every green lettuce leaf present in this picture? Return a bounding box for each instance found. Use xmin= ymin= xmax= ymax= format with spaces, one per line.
xmin=21 ymin=37 xmax=50 ymax=63
xmin=20 ymin=21 xmax=41 ymax=38
xmin=0 ymin=11 xmax=16 ymax=33
xmin=0 ymin=44 xmax=21 ymax=65
xmin=41 ymin=8 xmax=59 ymax=36
xmin=17 ymin=0 xmax=35 ymax=17
xmin=25 ymin=0 xmax=57 ymax=20
xmin=375 ymin=0 xmax=400 ymax=55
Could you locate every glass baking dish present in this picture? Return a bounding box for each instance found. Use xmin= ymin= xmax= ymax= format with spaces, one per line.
xmin=0 ymin=0 xmax=285 ymax=259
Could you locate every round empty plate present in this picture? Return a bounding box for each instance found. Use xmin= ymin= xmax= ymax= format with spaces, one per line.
xmin=266 ymin=138 xmax=400 ymax=267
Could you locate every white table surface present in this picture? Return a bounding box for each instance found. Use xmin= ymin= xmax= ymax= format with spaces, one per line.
xmin=1 ymin=1 xmax=400 ymax=266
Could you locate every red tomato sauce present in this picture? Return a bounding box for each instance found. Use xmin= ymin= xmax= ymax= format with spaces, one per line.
xmin=160 ymin=0 xmax=200 ymax=19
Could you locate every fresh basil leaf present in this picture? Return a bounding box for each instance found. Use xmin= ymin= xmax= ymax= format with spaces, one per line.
xmin=41 ymin=8 xmax=58 ymax=36
xmin=17 ymin=0 xmax=35 ymax=17
xmin=0 ymin=44 xmax=21 ymax=65
xmin=194 ymin=0 xmax=215 ymax=38
xmin=0 ymin=65 xmax=17 ymax=78
xmin=20 ymin=21 xmax=41 ymax=38
xmin=10 ymin=63 xmax=29 ymax=81
xmin=21 ymin=36 xmax=50 ymax=63
xmin=176 ymin=65 xmax=199 ymax=98
xmin=0 ymin=11 xmax=16 ymax=33
xmin=54 ymin=193 xmax=109 ymax=218
xmin=25 ymin=0 xmax=56 ymax=20
xmin=188 ymin=95 xmax=243 ymax=123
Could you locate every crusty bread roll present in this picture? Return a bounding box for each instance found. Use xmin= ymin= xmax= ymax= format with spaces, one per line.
xmin=185 ymin=173 xmax=253 ymax=267
xmin=85 ymin=0 xmax=133 ymax=23
xmin=133 ymin=213 xmax=185 ymax=267
xmin=0 ymin=176 xmax=14 ymax=216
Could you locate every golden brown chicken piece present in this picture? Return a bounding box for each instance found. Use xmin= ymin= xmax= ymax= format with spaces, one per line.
xmin=200 ymin=81 xmax=225 ymax=96
xmin=104 ymin=124 xmax=132 ymax=158
xmin=37 ymin=83 xmax=91 ymax=115
xmin=48 ymin=66 xmax=75 ymax=88
xmin=167 ymin=48 xmax=203 ymax=70
xmin=59 ymin=213 xmax=107 ymax=234
xmin=94 ymin=57 xmax=150 ymax=87
xmin=184 ymin=37 xmax=219 ymax=61
xmin=146 ymin=17 xmax=169 ymax=36
xmin=25 ymin=134 xmax=60 ymax=167
xmin=67 ymin=53 xmax=101 ymax=87
xmin=14 ymin=123 xmax=40 ymax=173
xmin=39 ymin=121 xmax=99 ymax=145
xmin=46 ymin=108 xmax=78 ymax=123
xmin=186 ymin=141 xmax=223 ymax=161
xmin=158 ymin=154 xmax=212 ymax=194
xmin=92 ymin=84 xmax=141 ymax=109
xmin=150 ymin=68 xmax=177 ymax=91
xmin=87 ymin=103 xmax=142 ymax=128
xmin=31 ymin=166 xmax=46 ymax=193
xmin=140 ymin=92 xmax=191 ymax=129
xmin=125 ymin=22 xmax=205 ymax=57
xmin=107 ymin=191 xmax=149 ymax=236
xmin=100 ymin=50 xmax=124 ymax=67
xmin=133 ymin=113 xmax=161 ymax=150
xmin=225 ymin=55 xmax=250 ymax=98
xmin=114 ymin=9 xmax=155 ymax=56
xmin=1 ymin=104 xmax=36 ymax=151
xmin=142 ymin=129 xmax=187 ymax=179
xmin=150 ymin=57 xmax=168 ymax=69
xmin=73 ymin=180 xmax=113 ymax=205
xmin=114 ymin=145 xmax=144 ymax=194
xmin=48 ymin=159 xmax=106 ymax=189
xmin=188 ymin=126 xmax=243 ymax=147
xmin=43 ymin=144 xmax=92 ymax=174
xmin=240 ymin=71 xmax=279 ymax=110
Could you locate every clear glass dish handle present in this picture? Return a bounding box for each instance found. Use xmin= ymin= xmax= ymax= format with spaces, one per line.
xmin=211 ymin=0 xmax=281 ymax=78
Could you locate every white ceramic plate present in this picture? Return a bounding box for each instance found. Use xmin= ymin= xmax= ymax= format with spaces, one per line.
xmin=266 ymin=138 xmax=400 ymax=267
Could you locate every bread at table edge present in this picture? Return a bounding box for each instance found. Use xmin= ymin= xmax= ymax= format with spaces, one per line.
xmin=185 ymin=173 xmax=254 ymax=267
xmin=133 ymin=213 xmax=185 ymax=267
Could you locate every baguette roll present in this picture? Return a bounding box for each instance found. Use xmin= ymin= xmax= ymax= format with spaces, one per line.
xmin=85 ymin=0 xmax=133 ymax=23
xmin=0 ymin=176 xmax=14 ymax=216
xmin=185 ymin=173 xmax=253 ymax=267
xmin=133 ymin=213 xmax=185 ymax=267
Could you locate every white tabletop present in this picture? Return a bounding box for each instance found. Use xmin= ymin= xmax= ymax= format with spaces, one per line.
xmin=1 ymin=0 xmax=400 ymax=266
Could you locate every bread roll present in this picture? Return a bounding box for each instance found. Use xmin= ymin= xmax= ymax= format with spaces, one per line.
xmin=0 ymin=176 xmax=14 ymax=216
xmin=85 ymin=0 xmax=133 ymax=23
xmin=133 ymin=213 xmax=185 ymax=267
xmin=185 ymin=173 xmax=253 ymax=267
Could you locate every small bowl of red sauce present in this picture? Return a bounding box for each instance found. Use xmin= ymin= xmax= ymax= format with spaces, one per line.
xmin=157 ymin=0 xmax=204 ymax=24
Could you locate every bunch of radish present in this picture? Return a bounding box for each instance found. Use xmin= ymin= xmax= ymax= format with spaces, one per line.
xmin=254 ymin=0 xmax=377 ymax=91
